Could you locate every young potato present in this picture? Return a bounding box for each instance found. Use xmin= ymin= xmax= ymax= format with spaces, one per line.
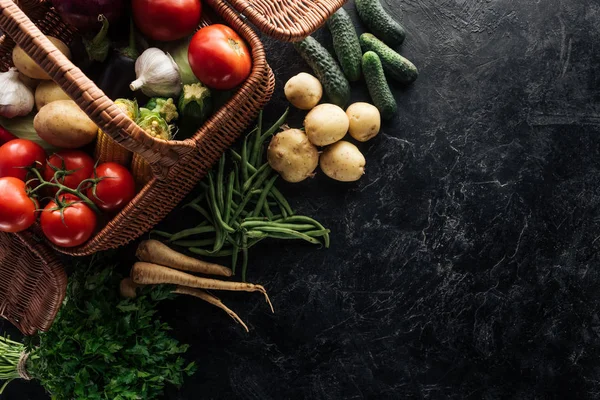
xmin=346 ymin=102 xmax=381 ymax=142
xmin=304 ymin=103 xmax=349 ymax=146
xmin=13 ymin=36 xmax=71 ymax=80
xmin=35 ymin=80 xmax=71 ymax=110
xmin=34 ymin=100 xmax=98 ymax=149
xmin=267 ymin=128 xmax=319 ymax=183
xmin=284 ymin=72 xmax=323 ymax=110
xmin=320 ymin=141 xmax=366 ymax=182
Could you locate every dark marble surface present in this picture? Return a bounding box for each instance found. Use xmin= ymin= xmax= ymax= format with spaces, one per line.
xmin=4 ymin=0 xmax=600 ymax=399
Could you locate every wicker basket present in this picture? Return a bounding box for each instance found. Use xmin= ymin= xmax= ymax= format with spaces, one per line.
xmin=0 ymin=0 xmax=275 ymax=256
xmin=219 ymin=0 xmax=347 ymax=41
xmin=0 ymin=231 xmax=66 ymax=335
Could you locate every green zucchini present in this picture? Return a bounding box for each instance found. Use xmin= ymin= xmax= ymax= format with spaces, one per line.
xmin=362 ymin=51 xmax=396 ymax=120
xmin=327 ymin=8 xmax=362 ymax=82
xmin=355 ymin=0 xmax=406 ymax=46
xmin=293 ymin=36 xmax=351 ymax=108
xmin=360 ymin=33 xmax=418 ymax=84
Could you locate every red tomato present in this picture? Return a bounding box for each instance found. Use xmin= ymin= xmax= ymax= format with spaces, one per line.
xmin=188 ymin=24 xmax=252 ymax=90
xmin=0 ymin=177 xmax=38 ymax=233
xmin=44 ymin=150 xmax=95 ymax=195
xmin=0 ymin=139 xmax=46 ymax=181
xmin=87 ymin=163 xmax=136 ymax=213
xmin=131 ymin=0 xmax=202 ymax=42
xmin=41 ymin=194 xmax=97 ymax=248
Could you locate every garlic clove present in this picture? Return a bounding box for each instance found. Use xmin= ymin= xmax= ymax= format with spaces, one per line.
xmin=0 ymin=68 xmax=35 ymax=118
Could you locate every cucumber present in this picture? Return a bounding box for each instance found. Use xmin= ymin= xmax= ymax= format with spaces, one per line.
xmin=355 ymin=0 xmax=406 ymax=46
xmin=362 ymin=51 xmax=396 ymax=120
xmin=360 ymin=33 xmax=418 ymax=84
xmin=327 ymin=8 xmax=362 ymax=82
xmin=293 ymin=36 xmax=351 ymax=108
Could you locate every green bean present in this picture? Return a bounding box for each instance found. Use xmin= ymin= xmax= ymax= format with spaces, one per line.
xmin=216 ymin=155 xmax=226 ymax=213
xmin=243 ymin=162 xmax=269 ymax=192
xmin=240 ymin=221 xmax=315 ymax=230
xmin=249 ymin=111 xmax=263 ymax=167
xmin=190 ymin=247 xmax=234 ymax=257
xmin=168 ymin=225 xmax=216 ymax=242
xmin=282 ymin=216 xmax=330 ymax=247
xmin=231 ymin=240 xmax=239 ymax=275
xmin=150 ymin=230 xmax=173 ymax=239
xmin=250 ymin=226 xmax=321 ymax=244
xmin=263 ymin=201 xmax=274 ymax=220
xmin=270 ymin=187 xmax=294 ymax=216
xmin=245 ymin=231 xmax=269 ymax=239
xmin=241 ymin=137 xmax=249 ymax=184
xmin=242 ymin=234 xmax=249 ymax=282
xmin=207 ymin=173 xmax=235 ymax=233
xmin=172 ymin=238 xmax=216 ymax=247
xmin=188 ymin=204 xmax=214 ymax=224
xmin=260 ymin=108 xmax=290 ymax=142
xmin=304 ymin=229 xmax=331 ymax=237
xmin=252 ymin=175 xmax=278 ymax=216
xmin=183 ymin=192 xmax=206 ymax=209
xmin=224 ymin=171 xmax=235 ymax=224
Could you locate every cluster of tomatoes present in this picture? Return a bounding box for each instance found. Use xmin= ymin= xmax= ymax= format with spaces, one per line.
xmin=0 ymin=138 xmax=135 ymax=247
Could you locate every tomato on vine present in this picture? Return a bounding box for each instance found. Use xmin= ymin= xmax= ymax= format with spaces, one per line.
xmin=40 ymin=194 xmax=97 ymax=248
xmin=0 ymin=139 xmax=46 ymax=181
xmin=43 ymin=150 xmax=95 ymax=195
xmin=87 ymin=162 xmax=136 ymax=213
xmin=0 ymin=177 xmax=38 ymax=233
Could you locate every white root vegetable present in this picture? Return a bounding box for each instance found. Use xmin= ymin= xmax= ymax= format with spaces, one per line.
xmin=346 ymin=102 xmax=381 ymax=142
xmin=34 ymin=100 xmax=98 ymax=148
xmin=136 ymin=239 xmax=233 ymax=277
xmin=13 ymin=36 xmax=71 ymax=80
xmin=320 ymin=140 xmax=366 ymax=182
xmin=267 ymin=128 xmax=319 ymax=183
xmin=35 ymin=80 xmax=71 ymax=110
xmin=284 ymin=72 xmax=323 ymax=110
xmin=304 ymin=103 xmax=349 ymax=146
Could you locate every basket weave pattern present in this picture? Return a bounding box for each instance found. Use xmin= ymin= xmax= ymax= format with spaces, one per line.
xmin=0 ymin=231 xmax=67 ymax=335
xmin=0 ymin=0 xmax=275 ymax=256
xmin=223 ymin=0 xmax=346 ymax=41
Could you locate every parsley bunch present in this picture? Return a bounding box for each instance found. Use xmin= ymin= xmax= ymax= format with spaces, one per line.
xmin=17 ymin=260 xmax=196 ymax=399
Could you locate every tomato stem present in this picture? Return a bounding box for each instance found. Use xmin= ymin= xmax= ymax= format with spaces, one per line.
xmin=27 ymin=167 xmax=102 ymax=215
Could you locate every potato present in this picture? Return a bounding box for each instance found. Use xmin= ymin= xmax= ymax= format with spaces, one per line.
xmin=13 ymin=36 xmax=71 ymax=80
xmin=284 ymin=72 xmax=322 ymax=110
xmin=18 ymin=72 xmax=39 ymax=90
xmin=267 ymin=128 xmax=319 ymax=183
xmin=35 ymin=80 xmax=71 ymax=110
xmin=304 ymin=103 xmax=349 ymax=146
xmin=34 ymin=100 xmax=98 ymax=149
xmin=346 ymin=102 xmax=381 ymax=142
xmin=320 ymin=141 xmax=366 ymax=182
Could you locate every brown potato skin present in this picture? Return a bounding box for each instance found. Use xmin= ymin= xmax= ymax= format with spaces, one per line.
xmin=13 ymin=37 xmax=71 ymax=80
xmin=267 ymin=129 xmax=319 ymax=183
xmin=34 ymin=100 xmax=98 ymax=149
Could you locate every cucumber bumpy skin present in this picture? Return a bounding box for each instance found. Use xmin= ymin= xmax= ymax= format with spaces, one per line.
xmin=362 ymin=51 xmax=397 ymax=120
xmin=360 ymin=33 xmax=418 ymax=84
xmin=327 ymin=8 xmax=362 ymax=82
xmin=293 ymin=36 xmax=351 ymax=108
xmin=355 ymin=0 xmax=406 ymax=47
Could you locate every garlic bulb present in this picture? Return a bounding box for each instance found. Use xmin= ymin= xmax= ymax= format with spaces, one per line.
xmin=0 ymin=68 xmax=35 ymax=118
xmin=130 ymin=48 xmax=182 ymax=97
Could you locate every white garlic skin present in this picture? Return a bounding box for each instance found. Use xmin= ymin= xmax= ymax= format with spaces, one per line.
xmin=0 ymin=68 xmax=35 ymax=118
xmin=130 ymin=48 xmax=182 ymax=97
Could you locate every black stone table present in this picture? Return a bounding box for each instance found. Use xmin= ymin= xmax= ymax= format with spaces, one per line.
xmin=3 ymin=0 xmax=600 ymax=398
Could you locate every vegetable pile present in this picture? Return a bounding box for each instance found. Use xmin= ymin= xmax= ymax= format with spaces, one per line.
xmin=153 ymin=109 xmax=331 ymax=281
xmin=273 ymin=1 xmax=418 ymax=183
xmin=0 ymin=257 xmax=195 ymax=399
xmin=0 ymin=0 xmax=255 ymax=248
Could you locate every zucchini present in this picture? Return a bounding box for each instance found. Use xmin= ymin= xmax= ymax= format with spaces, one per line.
xmin=327 ymin=8 xmax=362 ymax=82
xmin=360 ymin=33 xmax=418 ymax=84
xmin=355 ymin=0 xmax=406 ymax=46
xmin=362 ymin=51 xmax=396 ymax=120
xmin=293 ymin=36 xmax=351 ymax=108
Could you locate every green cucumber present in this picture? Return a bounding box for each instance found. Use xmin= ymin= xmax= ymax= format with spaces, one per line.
xmin=360 ymin=33 xmax=418 ymax=84
xmin=355 ymin=0 xmax=406 ymax=46
xmin=293 ymin=36 xmax=351 ymax=108
xmin=362 ymin=51 xmax=396 ymax=120
xmin=327 ymin=8 xmax=362 ymax=82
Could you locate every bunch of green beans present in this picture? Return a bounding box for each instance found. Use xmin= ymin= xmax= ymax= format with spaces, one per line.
xmin=153 ymin=108 xmax=330 ymax=281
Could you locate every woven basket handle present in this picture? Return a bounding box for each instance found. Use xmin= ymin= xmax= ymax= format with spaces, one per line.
xmin=0 ymin=0 xmax=192 ymax=179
